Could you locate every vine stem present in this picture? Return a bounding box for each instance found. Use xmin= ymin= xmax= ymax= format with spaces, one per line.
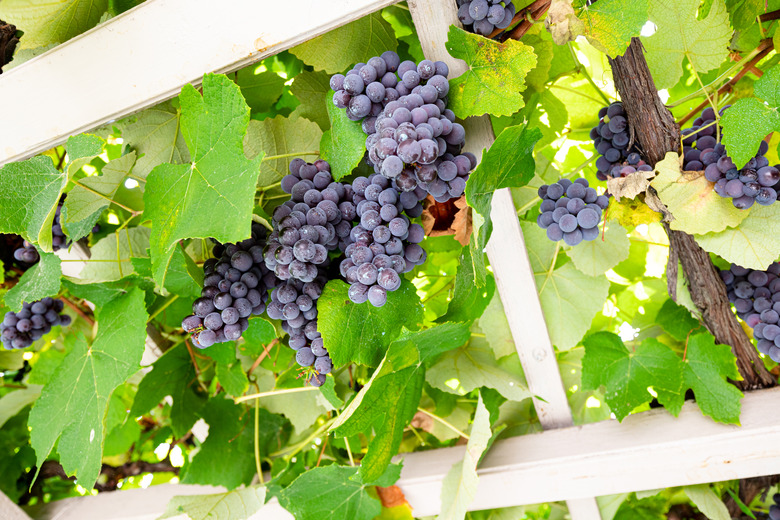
xmin=269 ymin=417 xmax=336 ymax=458
xmin=262 ymin=151 xmax=318 ymax=162
xmin=234 ymin=385 xmax=319 ymax=404
xmin=538 ymin=242 xmax=561 ymax=293
xmin=344 ymin=435 xmax=355 ymax=466
xmin=247 ymin=339 xmax=279 ymax=376
xmin=61 ymin=297 xmax=95 ymax=326
xmin=254 ymin=399 xmax=264 ymax=484
xmin=147 ymin=295 xmax=179 ymax=323
xmin=416 ymin=407 xmax=470 ymax=439
xmin=257 ymin=181 xmax=281 ymax=193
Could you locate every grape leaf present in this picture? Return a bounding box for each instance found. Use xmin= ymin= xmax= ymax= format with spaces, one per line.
xmin=655 ymin=299 xmax=705 ymax=342
xmin=680 ymin=333 xmax=743 ymax=424
xmin=130 ymin=342 xmax=206 ymax=437
xmin=159 ymin=485 xmax=266 ymax=520
xmin=721 ymin=98 xmax=780 ymax=169
xmin=318 ymin=280 xmax=423 ymax=367
xmin=158 ymin=243 xmax=203 ymax=299
xmin=684 ymin=485 xmax=731 ymax=520
xmin=440 ymin=245 xmax=496 ymax=323
xmin=477 ymin=293 xmax=516 ymax=359
xmin=650 ymin=152 xmax=749 ymax=234
xmin=3 ymin=249 xmax=61 ymax=312
xmin=29 ymin=286 xmax=147 ymax=489
xmin=643 ymin=0 xmax=732 ymax=89
xmin=291 ymin=70 xmax=332 ymax=130
xmin=614 ymin=494 xmax=668 ymax=520
xmin=118 ymin=100 xmax=190 ymax=180
xmin=200 ymin=343 xmax=249 ymax=397
xmin=290 ymin=12 xmax=397 ymax=74
xmin=725 ymin=0 xmax=766 ymax=31
xmin=568 ymin=223 xmax=630 ymax=277
xmin=574 ymin=0 xmax=649 ymax=57
xmin=77 ymin=226 xmax=150 ymax=283
xmin=693 ymin=203 xmax=780 ymax=270
xmin=253 ymin=369 xmax=333 ymax=434
xmin=754 ymin=64 xmax=780 ymax=107
xmin=446 ymin=27 xmax=537 ymax=118
xmin=181 ymin=397 xmax=285 ymax=489
xmin=239 ymin=318 xmax=277 ymax=358
xmin=320 ymin=101 xmax=366 ymax=181
xmin=0 ymin=0 xmax=108 ymax=49
xmin=536 ymin=262 xmax=610 ymax=350
xmin=0 ymin=385 xmax=41 ymax=430
xmin=65 ymin=134 xmax=106 ymax=179
xmin=244 ymin=115 xmax=322 ymax=187
xmin=235 ymin=68 xmax=286 ymax=114
xmin=145 ymin=74 xmax=263 ymax=288
xmin=437 ymin=396 xmax=491 ymax=520
xmin=581 ymin=332 xmax=684 ymax=421
xmin=0 ymin=156 xmax=66 ymax=252
xmin=62 ymin=152 xmax=137 ymax=241
xmin=465 ymin=126 xmax=541 ymax=286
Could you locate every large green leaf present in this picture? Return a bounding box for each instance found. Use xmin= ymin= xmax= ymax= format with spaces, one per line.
xmin=655 ymin=299 xmax=705 ymax=342
xmin=643 ymin=0 xmax=732 ymax=89
xmin=253 ymin=369 xmax=333 ymax=434
xmin=0 ymin=156 xmax=67 ymax=252
xmin=446 ymin=27 xmax=537 ymax=118
xmin=754 ymin=64 xmax=780 ymax=107
xmin=65 ymin=134 xmax=106 ymax=179
xmin=725 ymin=0 xmax=766 ymax=31
xmin=77 ymin=226 xmax=150 ymax=283
xmin=29 ymin=287 xmax=147 ymax=489
xmin=477 ymin=293 xmax=516 ymax=359
xmin=200 ymin=343 xmax=249 ymax=397
xmin=318 ymin=280 xmax=423 ymax=367
xmin=290 ymin=12 xmax=397 ymax=74
xmin=465 ymin=126 xmax=541 ymax=286
xmin=244 ymin=115 xmax=321 ymax=186
xmin=575 ymin=0 xmax=649 ymax=57
xmin=145 ymin=74 xmax=263 ymax=288
xmin=3 ymin=250 xmax=61 ymax=312
xmin=0 ymin=0 xmax=108 ymax=49
xmin=160 ymin=485 xmax=267 ymax=520
xmin=568 ymin=223 xmax=630 ymax=277
xmin=0 ymin=385 xmax=41 ymax=430
xmin=721 ymin=98 xmax=780 ymax=169
xmin=683 ymin=485 xmax=731 ymax=520
xmin=235 ymin=68 xmax=286 ymax=114
xmin=290 ymin=70 xmax=332 ymax=130
xmin=320 ymin=102 xmax=366 ymax=181
xmin=440 ymin=245 xmax=496 ymax=323
xmin=62 ymin=152 xmax=137 ymax=241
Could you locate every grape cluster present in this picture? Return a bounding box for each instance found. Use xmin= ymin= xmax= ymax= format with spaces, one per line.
xmin=182 ymin=223 xmax=272 ymax=349
xmin=456 ymin=0 xmax=516 ymax=35
xmin=591 ymin=102 xmax=645 ymax=181
xmin=682 ymin=106 xmax=778 ymax=209
xmin=1 ymin=298 xmax=71 ymax=350
xmin=12 ymin=240 xmax=38 ymax=265
xmin=536 ymin=178 xmax=608 ymax=246
xmin=330 ymin=52 xmax=476 ymax=203
xmin=341 ymin=174 xmax=426 ymax=307
xmin=769 ymin=493 xmax=780 ymax=520
xmin=719 ymin=262 xmax=780 ymax=362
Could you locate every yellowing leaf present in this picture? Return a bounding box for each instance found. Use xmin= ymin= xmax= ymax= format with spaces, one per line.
xmin=576 ymin=0 xmax=649 ymax=57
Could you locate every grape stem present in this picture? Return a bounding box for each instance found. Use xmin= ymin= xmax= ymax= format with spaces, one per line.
xmin=538 ymin=242 xmax=561 ymax=293
xmin=247 ymin=339 xmax=279 ymax=377
xmin=254 ymin=398 xmax=264 ymax=484
xmin=416 ymin=407 xmax=471 ymax=440
xmin=146 ymin=295 xmax=179 ymax=323
xmin=234 ymin=385 xmax=319 ymax=404
xmin=61 ymin=296 xmax=95 ymax=327
xmin=268 ymin=417 xmax=336 ymax=458
xmin=567 ymin=43 xmax=613 ymax=105
xmin=261 ymin=151 xmax=319 ymax=162
xmin=251 ymin=214 xmax=274 ymax=231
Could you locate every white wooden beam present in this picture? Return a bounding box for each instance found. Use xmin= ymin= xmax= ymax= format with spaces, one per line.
xmin=0 ymin=490 xmax=31 ymax=520
xmin=0 ymin=0 xmax=399 ymax=167
xmin=406 ymin=1 xmax=600 ymax=517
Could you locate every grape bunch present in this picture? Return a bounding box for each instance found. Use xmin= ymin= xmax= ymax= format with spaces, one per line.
xmin=266 ymin=277 xmax=330 ymax=387
xmin=1 ymin=298 xmax=71 ymax=350
xmin=182 ymin=223 xmax=273 ymax=349
xmin=591 ymin=102 xmax=645 ymax=181
xmin=266 ymin=159 xmax=355 ymax=282
xmin=682 ymin=106 xmax=778 ymax=209
xmin=456 ymin=0 xmax=516 ymax=35
xmin=536 ymin=178 xmax=609 ymax=246
xmin=12 ymin=240 xmax=38 ymax=265
xmin=769 ymin=493 xmax=780 ymax=520
xmin=341 ymin=174 xmax=426 ymax=307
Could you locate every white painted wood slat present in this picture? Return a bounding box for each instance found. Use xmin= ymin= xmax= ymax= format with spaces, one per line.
xmin=0 ymin=0 xmax=399 ymax=167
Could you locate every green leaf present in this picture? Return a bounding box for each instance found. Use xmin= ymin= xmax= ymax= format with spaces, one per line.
xmin=0 ymin=0 xmax=108 ymax=49
xmin=725 ymin=0 xmax=766 ymax=31
xmin=320 ymin=101 xmax=366 ymax=181
xmin=684 ymin=484 xmax=731 ymax=520
xmin=644 ymin=0 xmax=732 ymax=89
xmin=130 ymin=342 xmax=206 ymax=437
xmin=235 ymin=68 xmax=286 ymax=114
xmin=754 ymin=64 xmax=780 ymax=107
xmin=278 ymin=465 xmax=383 ymax=520
xmin=319 ymin=376 xmax=344 ymax=408
xmin=159 ymin=485 xmax=266 ymax=520
xmin=145 ymin=74 xmax=263 ymax=288
xmin=159 ymin=244 xmax=203 ymax=298
xmin=243 ymin=115 xmax=322 ymax=186
xmin=239 ymin=318 xmax=277 ymax=358
xmin=650 ymin=152 xmax=749 ymax=234
xmin=3 ymin=250 xmax=61 ymax=312
xmin=440 ymin=245 xmax=496 ymax=323
xmin=29 ymin=287 xmax=147 ymax=489
xmin=568 ymin=223 xmax=630 ymax=276
xmin=477 ymin=293 xmax=516 ymax=359
xmin=613 ymin=494 xmax=668 ymax=520
xmin=182 ymin=398 xmax=284 ymax=489
xmin=426 ymin=341 xmax=530 ymax=402
xmin=582 ymin=332 xmax=684 ymax=421
xmin=201 ymin=343 xmax=249 ymax=397
xmin=253 ymin=369 xmax=333 ymax=434
xmin=290 ymin=12 xmax=397 ymax=74
xmin=436 ymin=396 xmax=491 ymax=520
xmin=655 ymin=299 xmax=704 ymax=342
xmin=681 ymin=333 xmax=743 ymax=424
xmin=318 ymin=280 xmax=423 ymax=367
xmin=446 ymin=27 xmax=537 ymax=118
xmin=65 ymin=134 xmax=106 ymax=179
xmin=62 ymin=151 xmax=137 ymax=241
xmin=721 ymin=98 xmax=780 ymax=169
xmin=575 ymin=0 xmax=649 ymax=57
xmin=0 ymin=385 xmax=41 ymax=430
xmin=465 ymin=126 xmax=541 ymax=286
xmin=0 ymin=156 xmax=67 ymax=252
xmin=291 ymin=70 xmax=332 ymax=130
xmin=693 ymin=203 xmax=780 ymax=270
xmin=77 ymin=226 xmax=150 ymax=283
xmin=118 ymin=100 xmax=190 ymax=180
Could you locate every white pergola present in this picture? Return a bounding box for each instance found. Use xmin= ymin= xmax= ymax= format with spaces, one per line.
xmin=2 ymin=1 xmax=779 ymax=519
